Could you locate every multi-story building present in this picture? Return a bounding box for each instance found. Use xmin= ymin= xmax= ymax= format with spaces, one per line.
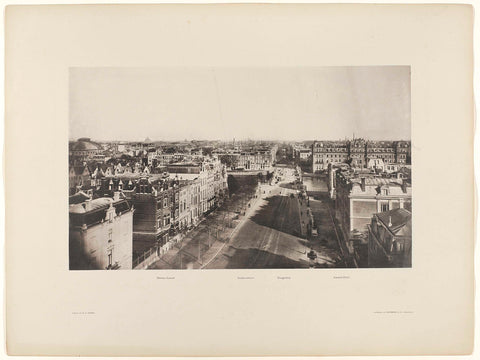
xmin=312 ymin=141 xmax=349 ymax=172
xmin=167 ymin=158 xmax=228 ymax=216
xmin=394 ymin=141 xmax=410 ymax=164
xmin=368 ymin=208 xmax=412 ymax=267
xmin=78 ymin=157 xmax=227 ymax=260
xmin=297 ymin=149 xmax=311 ymax=161
xmin=335 ymin=171 xmax=412 ymax=254
xmin=177 ymin=181 xmax=191 ymax=230
xmin=366 ymin=141 xmax=396 ymax=165
xmin=127 ymin=177 xmax=173 ymax=257
xmin=69 ymin=193 xmax=134 ymax=270
xmin=155 ymin=153 xmax=185 ymax=166
xmin=216 ymin=145 xmax=276 ymax=171
xmin=366 ymin=160 xmax=411 ymax=174
xmin=236 ymin=151 xmax=273 ymax=170
xmin=312 ymin=138 xmax=411 ymax=172
xmin=293 ymin=144 xmax=312 ymax=162
xmin=169 ymin=181 xmax=182 ymax=233
xmin=348 ymin=138 xmax=367 ymax=169
xmin=188 ymin=178 xmax=202 ymax=226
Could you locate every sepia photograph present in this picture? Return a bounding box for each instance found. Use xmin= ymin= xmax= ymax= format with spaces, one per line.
xmin=6 ymin=3 xmax=475 ymax=357
xmin=69 ymin=66 xmax=412 ymax=270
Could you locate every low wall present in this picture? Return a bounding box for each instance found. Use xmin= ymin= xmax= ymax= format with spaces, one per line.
xmin=133 ymin=233 xmax=184 ymax=270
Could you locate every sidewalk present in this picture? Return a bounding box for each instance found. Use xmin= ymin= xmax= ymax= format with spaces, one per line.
xmin=201 ymin=185 xmax=267 ymax=268
xmin=149 ymin=187 xmax=263 ymax=269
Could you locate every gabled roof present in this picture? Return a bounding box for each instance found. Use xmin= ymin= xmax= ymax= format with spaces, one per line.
xmin=376 ymin=208 xmax=412 ymax=236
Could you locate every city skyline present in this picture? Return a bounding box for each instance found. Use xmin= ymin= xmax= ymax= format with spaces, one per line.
xmin=69 ymin=136 xmax=412 ymax=143
xmin=70 ymin=66 xmax=411 ymax=142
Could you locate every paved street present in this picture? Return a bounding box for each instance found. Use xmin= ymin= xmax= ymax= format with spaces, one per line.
xmin=149 ymin=168 xmax=345 ymax=269
xmin=205 ymin=171 xmax=344 ymax=269
xmin=149 ymin=207 xmax=241 ymax=270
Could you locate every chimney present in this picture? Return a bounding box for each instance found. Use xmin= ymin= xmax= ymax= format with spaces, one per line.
xmin=388 ymin=216 xmax=392 ymax=227
xmin=401 ymin=178 xmax=407 ymax=193
xmin=360 ymin=177 xmax=366 ymax=192
xmin=84 ymin=199 xmax=92 ymax=211
xmin=113 ymin=191 xmax=121 ymax=201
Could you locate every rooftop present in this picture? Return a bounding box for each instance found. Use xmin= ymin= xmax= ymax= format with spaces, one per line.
xmin=69 ymin=198 xmax=116 ymax=214
xmin=69 ymin=197 xmax=132 ymax=228
xmin=376 ymin=208 xmax=412 ymax=236
xmin=351 ymin=177 xmax=406 ymax=187
xmin=71 ymin=139 xmax=103 ymax=152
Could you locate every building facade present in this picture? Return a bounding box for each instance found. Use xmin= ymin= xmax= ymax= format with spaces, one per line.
xmin=335 ymin=171 xmax=412 ymax=255
xmin=128 ymin=178 xmax=173 ymax=258
xmin=312 ymin=141 xmax=349 ymax=172
xmin=312 ymin=138 xmax=412 ymax=173
xmin=69 ymin=194 xmax=133 ymax=270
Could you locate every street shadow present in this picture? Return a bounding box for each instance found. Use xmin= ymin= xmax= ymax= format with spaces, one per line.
xmin=249 ymin=196 xmax=305 ymax=239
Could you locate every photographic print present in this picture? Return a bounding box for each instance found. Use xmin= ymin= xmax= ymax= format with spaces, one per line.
xmin=69 ymin=67 xmax=412 ymax=270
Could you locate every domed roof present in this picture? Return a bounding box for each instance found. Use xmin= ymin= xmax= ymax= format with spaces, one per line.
xmin=71 ymin=138 xmax=103 ymax=151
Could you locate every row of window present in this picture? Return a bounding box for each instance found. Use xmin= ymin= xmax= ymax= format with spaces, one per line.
xmin=157 ymin=214 xmax=171 ymax=228
xmin=315 ymin=148 xmax=409 ymax=154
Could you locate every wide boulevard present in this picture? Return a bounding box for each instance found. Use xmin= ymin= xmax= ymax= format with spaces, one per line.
xmin=205 ymin=168 xmax=344 ymax=269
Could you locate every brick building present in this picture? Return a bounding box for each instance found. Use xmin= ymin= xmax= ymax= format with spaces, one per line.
xmin=128 ymin=177 xmax=174 ymax=257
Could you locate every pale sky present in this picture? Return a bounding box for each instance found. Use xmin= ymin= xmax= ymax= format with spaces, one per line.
xmin=69 ymin=67 xmax=410 ymax=142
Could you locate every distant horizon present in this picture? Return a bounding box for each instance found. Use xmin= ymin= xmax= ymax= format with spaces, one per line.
xmin=69 ymin=136 xmax=412 ymax=144
xmin=70 ymin=67 xmax=411 ymax=142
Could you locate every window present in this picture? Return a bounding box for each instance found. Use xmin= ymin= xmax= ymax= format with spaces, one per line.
xmin=381 ymin=203 xmax=389 ymax=212
xmin=108 ymin=230 xmax=113 ymax=243
xmin=107 ymin=250 xmax=113 ymax=266
xmin=164 ymin=198 xmax=168 ymax=208
xmin=396 ymin=242 xmax=403 ymax=252
xmin=382 ymin=188 xmax=389 ymax=196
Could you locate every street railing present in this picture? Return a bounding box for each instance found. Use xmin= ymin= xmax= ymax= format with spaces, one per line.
xmin=133 ymin=246 xmax=157 ymax=268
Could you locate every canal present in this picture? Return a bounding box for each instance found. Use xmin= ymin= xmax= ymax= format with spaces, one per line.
xmin=302 ymin=175 xmax=328 ymax=193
